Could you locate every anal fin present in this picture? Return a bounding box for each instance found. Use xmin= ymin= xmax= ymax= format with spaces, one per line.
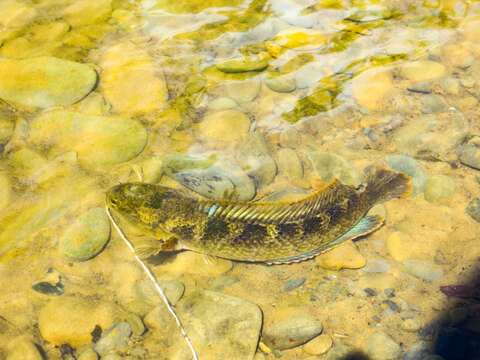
xmin=265 ymin=215 xmax=384 ymax=265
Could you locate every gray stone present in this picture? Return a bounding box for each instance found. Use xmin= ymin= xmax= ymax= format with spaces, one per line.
xmin=366 ymin=332 xmax=402 ymax=360
xmin=136 ymin=278 xmax=185 ymax=306
xmin=362 ymin=259 xmax=390 ymax=273
xmin=424 ymin=175 xmax=455 ymax=203
xmin=466 ymin=198 xmax=480 ymax=222
xmin=403 ymin=259 xmax=444 ymax=282
xmin=307 ymin=151 xmax=361 ymax=186
xmin=420 ymin=94 xmax=448 ymax=113
xmin=237 ymin=133 xmax=277 ymax=187
xmin=262 ymin=309 xmax=323 ymax=350
xmin=275 ymin=148 xmax=303 ymax=181
xmin=386 ymin=154 xmax=426 ymax=194
xmin=283 ymin=278 xmax=306 ymax=292
xmin=171 ymin=290 xmax=262 ymax=359
xmin=59 ymin=207 xmax=111 ymax=262
xmin=93 ymin=322 xmax=132 ymax=356
xmin=265 ymin=76 xmax=296 ymax=93
xmin=459 ymin=137 xmax=480 ymax=169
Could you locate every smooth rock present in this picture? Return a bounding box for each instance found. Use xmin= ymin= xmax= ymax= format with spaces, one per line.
xmin=402 ymin=318 xmax=423 ymax=332
xmin=458 ymin=137 xmax=480 ymax=169
xmin=0 ymin=172 xmax=11 ymax=211
xmin=77 ymin=347 xmax=98 ymax=360
xmin=265 ymin=76 xmax=296 ymax=93
xmin=197 ymin=110 xmax=251 ymax=146
xmin=0 ymin=57 xmax=97 ymax=109
xmin=208 ymin=97 xmax=238 ymax=111
xmin=0 ymin=117 xmax=14 ymax=144
xmin=424 ymin=175 xmax=455 ymax=203
xmin=94 ymin=322 xmax=131 ymax=356
xmin=386 ymin=231 xmax=411 ymax=262
xmin=29 ymin=110 xmax=147 ymax=169
xmin=367 ymin=332 xmax=402 ymax=360
xmin=216 ymin=54 xmax=269 ymax=73
xmin=237 ymin=132 xmax=277 ymax=187
xmin=124 ymin=313 xmax=145 ymax=337
xmin=100 ymin=42 xmax=168 ymax=115
xmin=316 ymin=240 xmax=366 ymax=270
xmin=59 ymin=207 xmax=111 ymax=262
xmin=403 ymin=259 xmax=443 ymax=282
xmin=276 ymin=148 xmax=303 ymax=181
xmin=155 ymin=251 xmax=233 ymax=276
xmin=466 ymin=198 xmax=480 ymax=222
xmin=0 ymin=0 xmax=37 ymax=43
xmin=63 ymin=0 xmax=112 ymax=27
xmin=38 ymin=296 xmax=116 ymax=347
xmin=325 ymin=342 xmax=354 ymax=360
xmin=303 ymin=334 xmax=333 ymax=355
xmin=136 ymin=278 xmax=185 ymax=306
xmin=173 ymin=290 xmax=262 ymax=359
xmin=393 ymin=114 xmax=467 ymax=161
xmin=224 ymin=79 xmax=261 ymax=103
xmin=352 ymin=68 xmax=393 ymax=110
xmin=386 ymin=154 xmax=426 ymax=194
xmin=460 ymin=17 xmax=480 ymax=42
xmin=442 ymin=44 xmax=474 ymax=68
xmin=363 ymin=259 xmax=390 ymax=273
xmin=6 ymin=336 xmax=43 ymax=360
xmin=441 ymin=78 xmax=461 ymax=95
xmin=284 ymin=278 xmax=306 ymax=292
xmin=421 ymin=94 xmax=448 ymax=114
xmin=262 ymin=307 xmax=323 ymax=350
xmin=399 ymin=61 xmax=446 ymax=82
xmin=307 ymin=151 xmax=361 ymax=186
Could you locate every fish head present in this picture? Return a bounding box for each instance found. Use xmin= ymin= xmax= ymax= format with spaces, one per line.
xmin=106 ymin=182 xmax=172 ymax=222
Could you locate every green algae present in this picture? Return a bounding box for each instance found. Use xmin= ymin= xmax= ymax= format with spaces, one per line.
xmin=283 ymin=53 xmax=407 ymax=123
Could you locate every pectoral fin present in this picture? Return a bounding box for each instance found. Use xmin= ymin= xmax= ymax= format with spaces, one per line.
xmin=135 ymin=236 xmax=179 ymax=259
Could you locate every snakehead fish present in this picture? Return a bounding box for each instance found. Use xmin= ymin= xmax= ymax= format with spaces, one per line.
xmin=106 ymin=168 xmax=411 ymax=264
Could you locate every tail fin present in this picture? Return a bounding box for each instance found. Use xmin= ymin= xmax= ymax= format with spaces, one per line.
xmin=362 ymin=167 xmax=412 ymax=205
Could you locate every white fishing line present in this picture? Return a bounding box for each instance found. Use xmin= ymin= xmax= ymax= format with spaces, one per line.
xmin=105 ymin=206 xmax=199 ymax=360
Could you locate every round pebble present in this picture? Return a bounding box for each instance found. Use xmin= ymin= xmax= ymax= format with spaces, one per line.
xmin=366 ymin=331 xmax=402 ymax=360
xmin=0 ymin=57 xmax=97 ymax=108
xmin=197 ymin=109 xmax=251 ymax=146
xmin=316 ymin=241 xmax=366 ymax=270
xmin=403 ymin=259 xmax=444 ymax=282
xmin=94 ymin=322 xmax=132 ymax=356
xmin=424 ymin=175 xmax=455 ymax=203
xmin=59 ymin=207 xmax=111 ymax=262
xmin=303 ymin=334 xmax=333 ymax=355
xmin=399 ymin=61 xmax=446 ymax=82
xmin=265 ymin=76 xmax=296 ymax=93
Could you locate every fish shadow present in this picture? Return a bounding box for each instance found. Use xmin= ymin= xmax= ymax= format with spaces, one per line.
xmin=422 ymin=263 xmax=480 ymax=360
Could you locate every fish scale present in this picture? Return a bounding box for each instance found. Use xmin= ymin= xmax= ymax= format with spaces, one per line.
xmin=106 ymin=168 xmax=411 ymax=264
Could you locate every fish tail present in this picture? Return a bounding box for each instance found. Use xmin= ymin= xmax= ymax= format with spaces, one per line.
xmin=362 ymin=167 xmax=412 ymax=205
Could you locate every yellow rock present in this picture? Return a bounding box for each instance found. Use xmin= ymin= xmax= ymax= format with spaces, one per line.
xmin=0 ymin=171 xmax=12 ymax=211
xmin=30 ymin=22 xmax=70 ymax=42
xmin=0 ymin=57 xmax=97 ymax=109
xmin=154 ymin=251 xmax=233 ymax=276
xmin=460 ymin=16 xmax=480 ymax=42
xmin=303 ymin=334 xmax=333 ymax=355
xmin=442 ymin=44 xmax=474 ymax=68
xmin=271 ymin=28 xmax=328 ymax=50
xmin=6 ymin=336 xmax=43 ymax=360
xmin=399 ymin=61 xmax=446 ymax=82
xmin=352 ymin=68 xmax=393 ymax=111
xmin=0 ymin=0 xmax=37 ymax=43
xmin=63 ymin=0 xmax=112 ymax=27
xmin=100 ymin=42 xmax=168 ymax=115
xmin=196 ymin=109 xmax=251 ymax=147
xmin=386 ymin=231 xmax=410 ymax=262
xmin=38 ymin=297 xmax=116 ymax=347
xmin=316 ymin=240 xmax=366 ymax=270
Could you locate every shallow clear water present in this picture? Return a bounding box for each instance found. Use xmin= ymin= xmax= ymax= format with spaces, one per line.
xmin=1 ymin=0 xmax=480 ymax=359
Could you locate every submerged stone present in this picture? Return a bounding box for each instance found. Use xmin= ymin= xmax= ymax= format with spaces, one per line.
xmin=197 ymin=110 xmax=251 ymax=147
xmin=265 ymin=76 xmax=296 ymax=93
xmin=367 ymin=332 xmax=402 ymax=360
xmin=216 ymin=53 xmax=269 ymax=73
xmin=0 ymin=116 xmax=14 ymax=145
xmin=466 ymin=198 xmax=480 ymax=222
xmin=100 ymin=42 xmax=168 ymax=115
xmin=262 ymin=307 xmax=323 ymax=350
xmin=0 ymin=172 xmax=11 ymax=211
xmin=307 ymin=151 xmax=361 ymax=186
xmin=6 ymin=336 xmax=43 ymax=360
xmin=403 ymin=259 xmax=444 ymax=282
xmin=38 ymin=296 xmax=116 ymax=347
xmin=424 ymin=175 xmax=455 ymax=203
xmin=352 ymin=68 xmax=393 ymax=111
xmin=29 ymin=110 xmax=148 ymax=169
xmin=316 ymin=241 xmax=366 ymax=270
xmin=59 ymin=207 xmax=111 ymax=262
xmin=63 ymin=0 xmax=112 ymax=27
xmin=0 ymin=57 xmax=97 ymax=109
xmin=172 ymin=290 xmax=262 ymax=359
xmin=94 ymin=322 xmax=132 ymax=356
xmin=399 ymin=61 xmax=446 ymax=82
xmin=386 ymin=154 xmax=426 ymax=194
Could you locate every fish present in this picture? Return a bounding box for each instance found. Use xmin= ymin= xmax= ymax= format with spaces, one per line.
xmin=105 ymin=167 xmax=411 ymax=265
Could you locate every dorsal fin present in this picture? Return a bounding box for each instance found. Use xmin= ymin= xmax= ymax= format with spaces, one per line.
xmin=198 ymin=179 xmax=343 ymax=224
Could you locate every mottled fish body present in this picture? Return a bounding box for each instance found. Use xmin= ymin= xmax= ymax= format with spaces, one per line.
xmin=106 ymin=168 xmax=411 ymax=264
